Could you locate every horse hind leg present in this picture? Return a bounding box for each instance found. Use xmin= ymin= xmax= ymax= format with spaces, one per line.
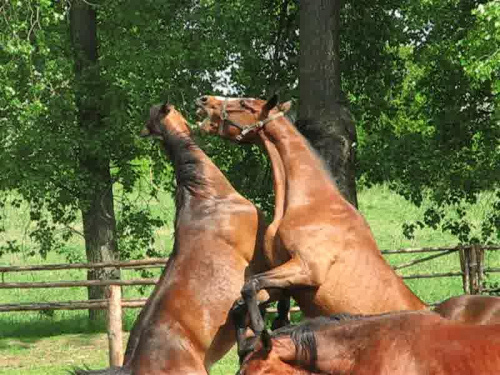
xmin=272 ymin=297 xmax=291 ymax=330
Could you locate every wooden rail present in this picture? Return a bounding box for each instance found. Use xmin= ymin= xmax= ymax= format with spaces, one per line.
xmin=0 ymin=278 xmax=158 ymax=289
xmin=0 ymin=258 xmax=168 ymax=273
xmin=1 ymin=243 xmax=499 ymax=367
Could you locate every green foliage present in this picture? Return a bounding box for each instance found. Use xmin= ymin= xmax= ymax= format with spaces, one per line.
xmin=0 ymin=0 xmax=299 ymax=259
xmin=460 ymin=1 xmax=500 ymax=95
xmin=0 ymin=0 xmax=497 ymax=262
xmin=354 ymin=0 xmax=500 ymax=244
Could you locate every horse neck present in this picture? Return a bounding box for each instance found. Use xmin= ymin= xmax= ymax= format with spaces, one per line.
xmin=259 ymin=132 xmax=285 ymax=224
xmin=262 ymin=118 xmax=344 ymax=208
xmin=274 ymin=322 xmax=368 ymax=374
xmin=317 ymin=322 xmax=376 ymax=374
xmin=171 ymin=138 xmax=237 ymax=201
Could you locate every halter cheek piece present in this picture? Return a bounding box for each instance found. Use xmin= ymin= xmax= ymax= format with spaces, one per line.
xmin=219 ymin=98 xmax=285 ymax=141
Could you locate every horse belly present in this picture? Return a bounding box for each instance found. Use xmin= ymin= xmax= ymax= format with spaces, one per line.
xmin=147 ymin=247 xmax=250 ymax=369
xmin=311 ymin=253 xmax=423 ymax=315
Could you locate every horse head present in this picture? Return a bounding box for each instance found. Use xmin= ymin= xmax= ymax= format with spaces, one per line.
xmin=140 ymin=101 xmax=191 ymax=138
xmin=196 ymin=95 xmax=292 ymax=143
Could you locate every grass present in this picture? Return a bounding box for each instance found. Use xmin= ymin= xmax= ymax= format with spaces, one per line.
xmin=0 ymin=184 xmax=498 ymax=374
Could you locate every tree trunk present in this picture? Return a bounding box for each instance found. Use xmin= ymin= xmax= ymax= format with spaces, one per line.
xmin=70 ymin=0 xmax=120 ymax=321
xmin=299 ymin=0 xmax=358 ymax=207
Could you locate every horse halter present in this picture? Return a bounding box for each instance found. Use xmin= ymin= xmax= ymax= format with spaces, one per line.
xmin=219 ymin=98 xmax=285 ymax=141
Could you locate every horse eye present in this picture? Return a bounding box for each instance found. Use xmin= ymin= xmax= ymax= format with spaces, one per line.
xmin=240 ymin=100 xmax=246 ymax=107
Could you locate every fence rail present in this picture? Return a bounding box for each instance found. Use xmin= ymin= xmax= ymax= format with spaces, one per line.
xmin=0 ymin=258 xmax=168 ymax=273
xmin=1 ymin=243 xmax=499 ymax=366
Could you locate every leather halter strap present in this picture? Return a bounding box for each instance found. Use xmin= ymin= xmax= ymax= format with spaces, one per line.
xmin=219 ymin=98 xmax=285 ymax=141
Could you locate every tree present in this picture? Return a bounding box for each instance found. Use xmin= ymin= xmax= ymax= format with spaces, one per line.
xmin=356 ymin=0 xmax=499 ymax=243
xmin=0 ymin=0 xmax=296 ymax=281
xmin=69 ymin=0 xmax=120 ymax=319
xmin=299 ymin=0 xmax=359 ymax=207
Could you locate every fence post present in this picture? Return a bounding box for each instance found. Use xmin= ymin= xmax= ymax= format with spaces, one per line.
xmin=459 ymin=245 xmax=471 ymax=294
xmin=107 ymin=285 xmax=123 ymax=367
xmin=471 ymin=244 xmax=484 ymax=294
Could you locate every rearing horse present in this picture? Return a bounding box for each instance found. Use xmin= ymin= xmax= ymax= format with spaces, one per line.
xmin=196 ymin=95 xmax=425 ymax=341
xmin=196 ymin=94 xmax=500 ymax=354
xmin=74 ymin=103 xmax=277 ymax=375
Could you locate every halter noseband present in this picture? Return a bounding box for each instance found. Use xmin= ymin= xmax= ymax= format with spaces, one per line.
xmin=219 ymin=98 xmax=284 ymax=141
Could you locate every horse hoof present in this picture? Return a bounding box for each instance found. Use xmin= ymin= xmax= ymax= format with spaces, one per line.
xmin=238 ymin=335 xmax=260 ymax=363
xmin=231 ymin=298 xmax=246 ymax=312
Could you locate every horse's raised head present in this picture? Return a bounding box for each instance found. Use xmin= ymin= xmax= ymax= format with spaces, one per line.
xmin=141 ymin=101 xmax=191 ymax=139
xmin=196 ymin=95 xmax=292 ymax=143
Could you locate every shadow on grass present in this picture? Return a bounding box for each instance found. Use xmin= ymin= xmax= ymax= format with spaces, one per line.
xmin=0 ymin=309 xmax=140 ymax=341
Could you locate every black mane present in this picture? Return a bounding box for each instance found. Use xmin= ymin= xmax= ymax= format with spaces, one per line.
xmin=294 ymin=118 xmax=326 ymax=143
xmin=147 ymin=104 xmax=207 ymax=257
xmin=160 ymin=128 xmax=205 ymax=197
xmin=148 ymin=104 xmax=205 ymax=201
xmin=272 ymin=313 xmax=365 ymax=370
xmin=160 ymin=129 xmax=207 ymax=257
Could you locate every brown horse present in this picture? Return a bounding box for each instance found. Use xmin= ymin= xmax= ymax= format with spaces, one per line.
xmin=196 ymin=94 xmax=500 ymax=352
xmin=239 ymin=311 xmax=500 ymax=375
xmin=73 ymin=103 xmax=282 ymax=375
xmin=196 ymin=95 xmax=425 ymax=339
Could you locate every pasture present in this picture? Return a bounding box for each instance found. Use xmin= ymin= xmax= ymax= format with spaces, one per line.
xmin=0 ymin=184 xmax=498 ymax=374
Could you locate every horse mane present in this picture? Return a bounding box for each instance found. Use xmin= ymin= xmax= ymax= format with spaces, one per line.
xmin=272 ymin=313 xmax=365 ymax=370
xmin=288 ymin=117 xmax=347 ymax=191
xmin=159 ymin=128 xmax=205 ymax=196
xmin=294 ymin=118 xmax=326 ymax=144
xmin=158 ymin=126 xmax=207 ymax=250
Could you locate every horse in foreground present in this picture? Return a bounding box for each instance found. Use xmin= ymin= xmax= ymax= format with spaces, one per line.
xmin=239 ymin=311 xmax=500 ymax=375
xmin=196 ymin=94 xmax=500 ymax=356
xmin=73 ymin=103 xmax=278 ymax=374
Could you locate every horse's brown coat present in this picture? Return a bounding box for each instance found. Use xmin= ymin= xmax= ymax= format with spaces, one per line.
xmin=74 ymin=104 xmax=275 ymax=375
xmin=240 ymin=311 xmax=500 ymax=375
xmin=130 ymin=104 xmax=272 ymax=374
xmin=197 ymin=96 xmax=425 ymax=335
xmin=196 ymin=95 xmax=500 ymax=348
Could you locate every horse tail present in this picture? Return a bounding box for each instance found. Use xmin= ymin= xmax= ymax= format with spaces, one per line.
xmin=69 ymin=366 xmax=131 ymax=375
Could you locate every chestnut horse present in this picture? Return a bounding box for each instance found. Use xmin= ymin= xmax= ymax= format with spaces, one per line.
xmin=73 ymin=103 xmax=283 ymax=375
xmin=196 ymin=95 xmax=500 ymax=354
xmin=239 ymin=311 xmax=500 ymax=375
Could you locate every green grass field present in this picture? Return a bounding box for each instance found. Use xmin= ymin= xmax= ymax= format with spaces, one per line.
xmin=0 ymin=184 xmax=498 ymax=374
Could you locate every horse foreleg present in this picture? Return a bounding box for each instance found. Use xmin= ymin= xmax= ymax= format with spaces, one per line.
xmin=241 ymin=257 xmax=330 ymax=335
xmin=230 ymin=298 xmax=251 ymax=359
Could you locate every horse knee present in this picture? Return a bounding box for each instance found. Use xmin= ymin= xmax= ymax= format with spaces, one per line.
xmin=241 ymin=278 xmax=260 ymax=299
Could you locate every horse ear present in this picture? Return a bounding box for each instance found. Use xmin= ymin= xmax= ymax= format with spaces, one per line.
xmin=160 ymin=101 xmax=172 ymax=115
xmin=262 ymin=94 xmax=279 ymax=116
xmin=261 ymin=330 xmax=273 ymax=355
xmin=277 ymin=100 xmax=292 ymax=113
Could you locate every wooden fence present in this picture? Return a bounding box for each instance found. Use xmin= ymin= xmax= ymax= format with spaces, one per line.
xmin=1 ymin=244 xmax=500 ymax=366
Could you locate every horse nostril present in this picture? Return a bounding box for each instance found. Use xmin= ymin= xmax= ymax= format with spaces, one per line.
xmin=199 ymin=96 xmax=208 ymax=103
